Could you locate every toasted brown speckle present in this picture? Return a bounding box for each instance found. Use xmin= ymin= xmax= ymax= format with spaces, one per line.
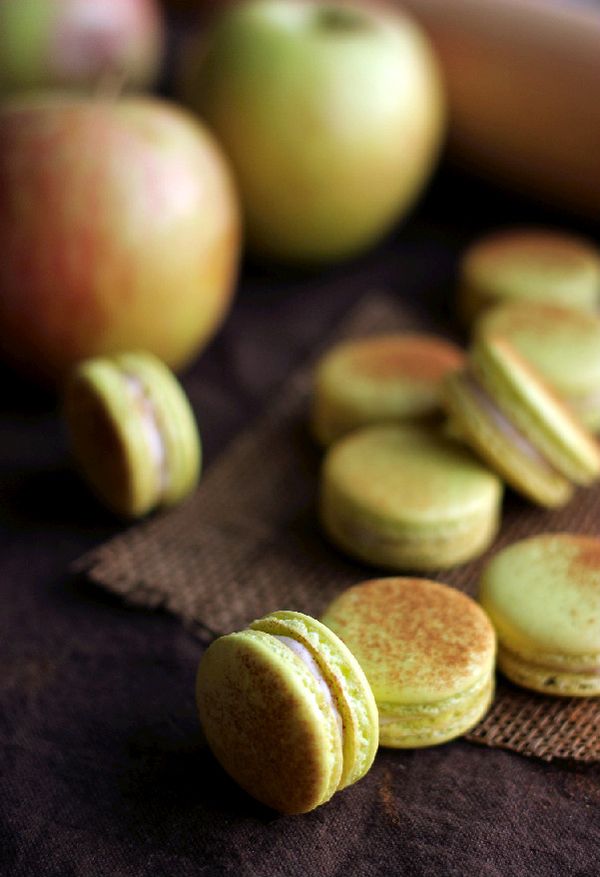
xmin=346 ymin=335 xmax=464 ymax=383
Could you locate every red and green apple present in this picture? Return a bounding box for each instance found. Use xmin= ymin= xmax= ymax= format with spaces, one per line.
xmin=0 ymin=95 xmax=241 ymax=383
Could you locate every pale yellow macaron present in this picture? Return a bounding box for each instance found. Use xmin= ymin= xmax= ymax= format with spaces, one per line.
xmin=196 ymin=611 xmax=379 ymax=814
xmin=64 ymin=351 xmax=201 ymax=518
xmin=320 ymin=423 xmax=503 ymax=571
xmin=321 ymin=577 xmax=496 ymax=747
xmin=311 ymin=333 xmax=465 ymax=445
xmin=458 ymin=228 xmax=600 ymax=325
xmin=479 ymin=533 xmax=600 ymax=697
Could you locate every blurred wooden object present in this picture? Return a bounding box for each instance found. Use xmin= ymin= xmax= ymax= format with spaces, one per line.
xmin=400 ymin=0 xmax=600 ymax=217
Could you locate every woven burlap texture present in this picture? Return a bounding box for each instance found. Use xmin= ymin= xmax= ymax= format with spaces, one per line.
xmin=76 ymin=292 xmax=600 ymax=764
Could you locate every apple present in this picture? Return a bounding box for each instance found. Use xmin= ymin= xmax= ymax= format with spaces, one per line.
xmin=0 ymin=0 xmax=164 ymax=94
xmin=0 ymin=95 xmax=241 ymax=384
xmin=179 ymin=0 xmax=445 ymax=264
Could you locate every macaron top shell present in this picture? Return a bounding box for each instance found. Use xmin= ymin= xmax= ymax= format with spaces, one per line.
xmin=461 ymin=228 xmax=600 ymax=312
xmin=470 ymin=335 xmax=600 ymax=485
xmin=479 ymin=534 xmax=600 ymax=659
xmin=312 ymin=333 xmax=465 ymax=443
xmin=321 ymin=577 xmax=496 ymax=704
xmin=249 ymin=611 xmax=378 ymax=789
xmin=475 ymin=302 xmax=600 ymax=399
xmin=323 ymin=423 xmax=502 ymax=529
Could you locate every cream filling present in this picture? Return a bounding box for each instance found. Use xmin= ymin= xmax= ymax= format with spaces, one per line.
xmin=123 ymin=374 xmax=169 ymax=497
xmin=465 ymin=372 xmax=557 ymax=473
xmin=275 ymin=636 xmax=344 ymax=740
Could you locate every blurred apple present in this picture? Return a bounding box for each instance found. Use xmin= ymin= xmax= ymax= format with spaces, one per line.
xmin=0 ymin=95 xmax=240 ymax=384
xmin=0 ymin=0 xmax=164 ymax=94
xmin=179 ymin=0 xmax=445 ymax=264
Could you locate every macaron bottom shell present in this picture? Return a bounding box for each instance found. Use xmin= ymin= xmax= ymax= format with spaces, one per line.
xmin=321 ymin=483 xmax=500 ymax=571
xmin=497 ymin=646 xmax=600 ymax=697
xmin=378 ymin=674 xmax=494 ymax=748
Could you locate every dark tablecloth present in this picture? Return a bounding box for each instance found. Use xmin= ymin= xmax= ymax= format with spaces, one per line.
xmin=2 ymin=152 xmax=600 ymax=876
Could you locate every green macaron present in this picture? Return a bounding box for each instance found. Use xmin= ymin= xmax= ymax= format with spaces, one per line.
xmin=320 ymin=423 xmax=503 ymax=571
xmin=458 ymin=228 xmax=600 ymax=325
xmin=475 ymin=302 xmax=600 ymax=431
xmin=321 ymin=577 xmax=496 ymax=747
xmin=479 ymin=534 xmax=600 ymax=697
xmin=64 ymin=351 xmax=201 ymax=518
xmin=196 ymin=611 xmax=379 ymax=814
xmin=444 ymin=335 xmax=600 ymax=508
xmin=311 ymin=333 xmax=465 ymax=446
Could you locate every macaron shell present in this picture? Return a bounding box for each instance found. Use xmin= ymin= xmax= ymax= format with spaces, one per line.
xmin=459 ymin=229 xmax=600 ymax=324
xmin=444 ymin=369 xmax=573 ymax=508
xmin=64 ymin=358 xmax=160 ymax=517
xmin=196 ymin=629 xmax=343 ymax=814
xmin=471 ymin=336 xmax=600 ymax=486
xmin=321 ymin=578 xmax=496 ymax=706
xmin=113 ymin=352 xmax=201 ymax=507
xmin=378 ymin=675 xmax=494 ymax=747
xmin=479 ymin=534 xmax=600 ymax=657
xmin=250 ymin=611 xmax=379 ymax=789
xmin=475 ymin=303 xmax=600 ymax=431
xmin=320 ymin=424 xmax=502 ymax=570
xmin=496 ymin=646 xmax=600 ymax=697
xmin=479 ymin=534 xmax=600 ymax=697
xmin=311 ymin=334 xmax=465 ymax=446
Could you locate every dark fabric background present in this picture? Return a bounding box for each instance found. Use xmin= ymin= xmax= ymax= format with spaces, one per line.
xmin=2 ymin=9 xmax=600 ymax=874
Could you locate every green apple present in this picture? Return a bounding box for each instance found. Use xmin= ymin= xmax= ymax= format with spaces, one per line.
xmin=179 ymin=0 xmax=445 ymax=264
xmin=0 ymin=0 xmax=164 ymax=94
xmin=0 ymin=95 xmax=241 ymax=384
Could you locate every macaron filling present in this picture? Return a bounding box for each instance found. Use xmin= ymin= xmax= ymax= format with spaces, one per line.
xmin=464 ymin=371 xmax=558 ymax=474
xmin=275 ymin=635 xmax=344 ymax=739
xmin=123 ymin=373 xmax=169 ymax=496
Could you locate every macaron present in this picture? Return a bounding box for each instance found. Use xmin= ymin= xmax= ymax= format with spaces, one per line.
xmin=311 ymin=333 xmax=465 ymax=446
xmin=458 ymin=228 xmax=600 ymax=325
xmin=443 ymin=335 xmax=600 ymax=508
xmin=64 ymin=351 xmax=201 ymax=518
xmin=475 ymin=302 xmax=600 ymax=431
xmin=321 ymin=577 xmax=496 ymax=747
xmin=196 ymin=611 xmax=379 ymax=814
xmin=479 ymin=534 xmax=600 ymax=697
xmin=320 ymin=423 xmax=503 ymax=571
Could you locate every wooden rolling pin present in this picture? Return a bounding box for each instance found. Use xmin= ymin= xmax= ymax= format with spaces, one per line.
xmin=399 ymin=0 xmax=600 ymax=216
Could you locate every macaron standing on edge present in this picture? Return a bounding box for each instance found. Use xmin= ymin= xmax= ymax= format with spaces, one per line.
xmin=479 ymin=534 xmax=600 ymax=697
xmin=475 ymin=302 xmax=600 ymax=431
xmin=458 ymin=228 xmax=600 ymax=325
xmin=64 ymin=351 xmax=201 ymax=518
xmin=321 ymin=577 xmax=496 ymax=747
xmin=311 ymin=333 xmax=465 ymax=446
xmin=196 ymin=611 xmax=379 ymax=814
xmin=320 ymin=423 xmax=503 ymax=571
xmin=443 ymin=335 xmax=600 ymax=508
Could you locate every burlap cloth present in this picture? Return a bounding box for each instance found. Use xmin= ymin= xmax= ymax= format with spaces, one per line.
xmin=76 ymin=292 xmax=600 ymax=764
